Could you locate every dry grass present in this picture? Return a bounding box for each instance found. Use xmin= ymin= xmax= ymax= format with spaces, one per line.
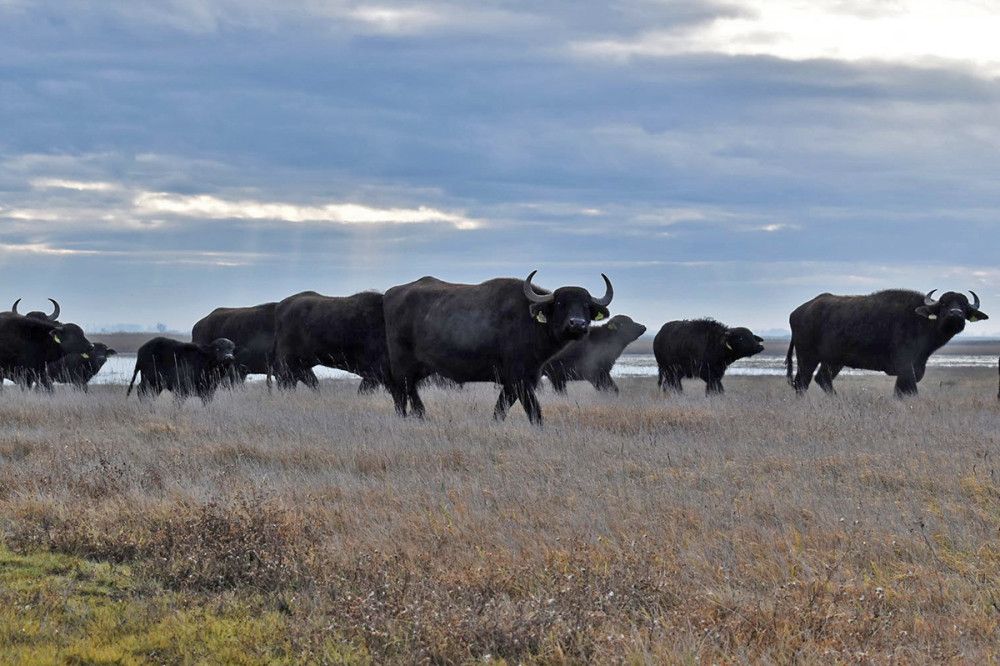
xmin=1 ymin=368 xmax=999 ymax=663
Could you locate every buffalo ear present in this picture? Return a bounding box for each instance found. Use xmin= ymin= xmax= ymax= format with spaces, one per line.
xmin=106 ymin=348 xmax=118 ymax=356
xmin=590 ymin=304 xmax=610 ymax=322
xmin=754 ymin=335 xmax=764 ymax=342
xmin=915 ymin=305 xmax=938 ymax=320
xmin=529 ymin=302 xmax=550 ymax=324
xmin=607 ymin=320 xmax=617 ymax=330
xmin=969 ymin=310 xmax=990 ymax=322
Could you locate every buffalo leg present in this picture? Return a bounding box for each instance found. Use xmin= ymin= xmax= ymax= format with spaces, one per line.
xmin=389 ymin=381 xmax=408 ymax=416
xmin=548 ymin=373 xmax=568 ymax=394
xmin=793 ymin=355 xmax=819 ymax=394
xmin=705 ymin=376 xmax=724 ymax=395
xmin=297 ymin=367 xmax=319 ymax=391
xmin=358 ymin=377 xmax=380 ymax=394
xmin=406 ymin=381 xmax=426 ymax=418
xmin=493 ymin=384 xmax=519 ymax=421
xmin=591 ymin=372 xmax=619 ymax=393
xmin=814 ymin=363 xmax=840 ymax=395
xmin=661 ymin=367 xmax=683 ymax=393
xmin=518 ymin=382 xmax=543 ymax=425
xmin=894 ymin=368 xmax=919 ymax=397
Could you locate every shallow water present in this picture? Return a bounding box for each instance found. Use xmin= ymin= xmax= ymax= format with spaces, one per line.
xmin=77 ymin=352 xmax=999 ymax=386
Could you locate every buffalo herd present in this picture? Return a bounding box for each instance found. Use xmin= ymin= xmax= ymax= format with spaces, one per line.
xmin=0 ymin=280 xmax=993 ymax=420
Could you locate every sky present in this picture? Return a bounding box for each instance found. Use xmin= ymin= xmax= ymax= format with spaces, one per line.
xmin=2 ymin=0 xmax=1000 ymax=335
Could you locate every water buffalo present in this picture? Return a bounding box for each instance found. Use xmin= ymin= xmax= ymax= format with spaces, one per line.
xmin=0 ymin=317 xmax=94 ymax=391
xmin=786 ymin=289 xmax=988 ymax=397
xmin=383 ymin=271 xmax=613 ymax=425
xmin=127 ymin=337 xmax=235 ymax=404
xmin=47 ymin=343 xmax=117 ymax=391
xmin=191 ymin=301 xmax=313 ymax=386
xmin=541 ymin=314 xmax=646 ymax=393
xmin=269 ymin=290 xmax=389 ymax=392
xmin=654 ymin=319 xmax=764 ymax=394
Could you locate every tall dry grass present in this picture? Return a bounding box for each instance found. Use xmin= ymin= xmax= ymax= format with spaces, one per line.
xmin=1 ymin=369 xmax=999 ymax=663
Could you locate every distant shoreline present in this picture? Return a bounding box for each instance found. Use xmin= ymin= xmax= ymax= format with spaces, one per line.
xmin=89 ymin=331 xmax=1000 ymax=358
xmin=622 ymin=336 xmax=1000 ymax=357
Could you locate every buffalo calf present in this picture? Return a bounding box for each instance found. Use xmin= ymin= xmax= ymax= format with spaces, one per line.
xmin=48 ymin=342 xmax=117 ymax=391
xmin=127 ymin=337 xmax=235 ymax=404
xmin=542 ymin=314 xmax=646 ymax=393
xmin=654 ymin=319 xmax=764 ymax=395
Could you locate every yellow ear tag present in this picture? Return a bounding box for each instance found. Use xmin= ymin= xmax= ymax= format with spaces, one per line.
xmin=594 ymin=312 xmax=605 ymax=321
xmin=971 ymin=315 xmax=980 ymax=322
xmin=535 ymin=312 xmax=548 ymax=324
xmin=725 ymin=341 xmax=733 ymax=350
xmin=53 ymin=334 xmax=61 ymax=344
xmin=608 ymin=322 xmax=617 ymax=330
xmin=81 ymin=353 xmax=89 ymax=359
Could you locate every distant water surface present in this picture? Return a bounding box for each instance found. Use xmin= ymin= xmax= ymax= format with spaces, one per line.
xmin=75 ymin=352 xmax=1000 ymax=386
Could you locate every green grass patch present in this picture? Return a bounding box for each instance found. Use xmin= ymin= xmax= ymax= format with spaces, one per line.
xmin=0 ymin=546 xmax=369 ymax=664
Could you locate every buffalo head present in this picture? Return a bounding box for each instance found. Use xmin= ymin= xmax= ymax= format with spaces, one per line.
xmin=49 ymin=323 xmax=94 ymax=355
xmin=85 ymin=343 xmax=117 ymax=365
xmin=523 ymin=271 xmax=613 ymax=340
xmin=725 ymin=327 xmax=765 ymax=359
xmin=207 ymin=338 xmax=237 ymax=365
xmin=916 ymin=290 xmax=989 ymax=335
xmin=605 ymin=314 xmax=647 ymax=340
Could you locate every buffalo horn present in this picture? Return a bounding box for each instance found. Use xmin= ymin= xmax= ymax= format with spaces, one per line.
xmin=969 ymin=290 xmax=981 ymax=311
xmin=523 ymin=271 xmax=554 ymax=304
xmin=924 ymin=289 xmax=938 ymax=306
xmin=592 ymin=273 xmax=614 ymax=307
xmin=11 ymin=298 xmax=21 ymax=316
xmin=47 ymin=298 xmax=60 ymax=321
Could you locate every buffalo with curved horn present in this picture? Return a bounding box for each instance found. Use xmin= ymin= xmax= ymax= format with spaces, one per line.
xmin=786 ymin=288 xmax=988 ymax=397
xmin=384 ymin=271 xmax=613 ymax=425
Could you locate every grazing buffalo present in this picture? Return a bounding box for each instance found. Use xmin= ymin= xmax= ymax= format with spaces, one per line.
xmin=542 ymin=314 xmax=646 ymax=393
xmin=383 ymin=271 xmax=613 ymax=425
xmin=9 ymin=298 xmax=60 ymax=321
xmin=191 ymin=302 xmax=308 ymax=385
xmin=654 ymin=319 xmax=764 ymax=394
xmin=786 ymin=289 xmax=988 ymax=397
xmin=0 ymin=317 xmax=94 ymax=391
xmin=127 ymin=337 xmax=235 ymax=404
xmin=270 ymin=291 xmax=389 ymax=392
xmin=47 ymin=343 xmax=117 ymax=391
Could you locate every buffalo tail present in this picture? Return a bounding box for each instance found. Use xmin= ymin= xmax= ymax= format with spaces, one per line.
xmin=126 ymin=360 xmax=140 ymax=397
xmin=785 ymin=337 xmax=795 ymax=386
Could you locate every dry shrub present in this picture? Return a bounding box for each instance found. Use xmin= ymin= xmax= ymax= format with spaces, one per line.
xmin=4 ymin=495 xmax=323 ymax=593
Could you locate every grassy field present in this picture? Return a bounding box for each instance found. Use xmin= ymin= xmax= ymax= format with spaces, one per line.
xmin=1 ymin=369 xmax=999 ymax=663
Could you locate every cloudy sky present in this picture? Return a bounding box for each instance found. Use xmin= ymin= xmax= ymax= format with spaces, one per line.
xmin=2 ymin=0 xmax=1000 ymax=334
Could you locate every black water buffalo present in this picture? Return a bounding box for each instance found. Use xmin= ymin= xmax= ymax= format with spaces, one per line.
xmin=127 ymin=337 xmax=235 ymax=404
xmin=654 ymin=319 xmax=764 ymax=394
xmin=9 ymin=298 xmax=60 ymax=321
xmin=383 ymin=271 xmax=613 ymax=424
xmin=270 ymin=290 xmax=389 ymax=392
xmin=47 ymin=343 xmax=117 ymax=391
xmin=0 ymin=317 xmax=94 ymax=391
xmin=191 ymin=301 xmax=313 ymax=385
xmin=786 ymin=289 xmax=988 ymax=397
xmin=541 ymin=314 xmax=646 ymax=393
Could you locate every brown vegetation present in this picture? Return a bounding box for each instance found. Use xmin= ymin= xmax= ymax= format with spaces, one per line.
xmin=1 ymin=369 xmax=999 ymax=662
